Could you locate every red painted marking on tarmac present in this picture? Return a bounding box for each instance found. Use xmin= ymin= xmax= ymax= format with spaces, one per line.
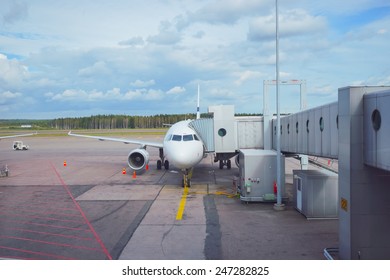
xmin=0 ymin=235 xmax=102 ymax=251
xmin=50 ymin=162 xmax=113 ymax=260
xmin=3 ymin=201 xmax=81 ymax=211
xmin=0 ymin=245 xmax=75 ymax=260
xmin=0 ymin=218 xmax=92 ymax=232
xmin=8 ymin=228 xmax=95 ymax=241
xmin=0 ymin=212 xmax=84 ymax=224
xmin=0 ymin=207 xmax=83 ymax=218
xmin=0 ymin=201 xmax=80 ymax=212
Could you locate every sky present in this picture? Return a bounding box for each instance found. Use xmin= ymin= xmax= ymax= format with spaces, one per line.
xmin=1 ymin=0 xmax=390 ymax=119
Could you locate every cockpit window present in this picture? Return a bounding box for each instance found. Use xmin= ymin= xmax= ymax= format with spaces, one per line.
xmin=172 ymin=135 xmax=182 ymax=141
xmin=169 ymin=134 xmax=200 ymax=142
xmin=183 ymin=135 xmax=193 ymax=141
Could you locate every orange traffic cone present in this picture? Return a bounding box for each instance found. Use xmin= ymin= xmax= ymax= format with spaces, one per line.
xmin=132 ymin=171 xmax=136 ymax=178
xmin=145 ymin=164 xmax=149 ymax=171
xmin=122 ymin=168 xmax=126 ymax=175
xmin=63 ymin=160 xmax=67 ymax=167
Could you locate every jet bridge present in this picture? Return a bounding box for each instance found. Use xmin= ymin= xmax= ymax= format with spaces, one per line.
xmin=266 ymin=86 xmax=390 ymax=260
xmin=271 ymin=101 xmax=338 ymax=158
xmin=270 ymin=86 xmax=390 ymax=172
xmin=189 ymin=105 xmax=263 ymax=168
xmin=190 ymin=86 xmax=390 ymax=259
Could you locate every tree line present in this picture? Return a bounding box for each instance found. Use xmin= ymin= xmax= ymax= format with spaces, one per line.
xmin=48 ymin=114 xmax=199 ymax=130
xmin=1 ymin=113 xmax=261 ymax=130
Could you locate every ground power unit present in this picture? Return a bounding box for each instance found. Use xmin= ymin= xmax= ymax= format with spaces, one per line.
xmin=239 ymin=149 xmax=285 ymax=202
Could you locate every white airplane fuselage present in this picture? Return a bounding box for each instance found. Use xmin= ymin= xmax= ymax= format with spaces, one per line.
xmin=68 ymin=119 xmax=205 ymax=186
xmin=163 ymin=120 xmax=204 ymax=170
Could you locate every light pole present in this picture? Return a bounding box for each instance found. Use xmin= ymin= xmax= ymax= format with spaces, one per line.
xmin=274 ymin=0 xmax=285 ymax=211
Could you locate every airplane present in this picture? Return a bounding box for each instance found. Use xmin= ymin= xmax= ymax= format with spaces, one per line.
xmin=68 ymin=85 xmax=205 ymax=187
xmin=0 ymin=133 xmax=36 ymax=140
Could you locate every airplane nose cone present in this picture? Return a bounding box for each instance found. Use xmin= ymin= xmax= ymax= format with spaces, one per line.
xmin=170 ymin=146 xmax=203 ymax=169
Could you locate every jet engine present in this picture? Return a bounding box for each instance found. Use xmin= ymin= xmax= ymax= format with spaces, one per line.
xmin=127 ymin=148 xmax=149 ymax=171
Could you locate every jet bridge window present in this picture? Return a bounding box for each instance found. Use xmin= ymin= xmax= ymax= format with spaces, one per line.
xmin=172 ymin=135 xmax=182 ymax=141
xmin=319 ymin=117 xmax=324 ymax=132
xmin=183 ymin=135 xmax=194 ymax=141
xmin=372 ymin=109 xmax=381 ymax=131
xmin=218 ymin=128 xmax=227 ymax=137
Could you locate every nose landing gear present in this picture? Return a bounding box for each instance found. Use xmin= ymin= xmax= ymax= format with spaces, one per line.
xmin=182 ymin=168 xmax=193 ymax=188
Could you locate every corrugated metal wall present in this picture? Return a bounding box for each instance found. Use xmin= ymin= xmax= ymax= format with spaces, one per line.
xmin=272 ymin=102 xmax=339 ymax=158
xmin=364 ymin=89 xmax=390 ymax=171
xmin=189 ymin=118 xmax=215 ymax=152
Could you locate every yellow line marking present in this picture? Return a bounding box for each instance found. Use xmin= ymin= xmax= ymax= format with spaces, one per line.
xmin=175 ymin=185 xmax=237 ymax=220
xmin=176 ymin=186 xmax=189 ymax=220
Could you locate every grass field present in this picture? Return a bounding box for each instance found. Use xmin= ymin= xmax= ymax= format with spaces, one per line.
xmin=0 ymin=128 xmax=168 ymax=138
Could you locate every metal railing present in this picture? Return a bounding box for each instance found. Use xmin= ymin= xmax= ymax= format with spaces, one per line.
xmin=324 ymin=247 xmax=339 ymax=260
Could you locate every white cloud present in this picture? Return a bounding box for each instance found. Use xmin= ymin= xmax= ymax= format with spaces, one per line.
xmin=167 ymin=86 xmax=185 ymax=95
xmin=123 ymin=89 xmax=164 ymax=101
xmin=147 ymin=20 xmax=182 ymax=45
xmin=0 ymin=91 xmax=22 ymax=104
xmin=345 ymin=17 xmax=390 ymax=42
xmin=248 ymin=9 xmax=327 ymax=41
xmin=144 ymin=89 xmax=165 ymax=100
xmin=280 ymin=72 xmax=292 ymax=79
xmin=123 ymin=90 xmax=142 ymax=100
xmin=0 ymin=53 xmax=30 ymax=87
xmin=48 ymin=87 xmax=165 ymax=103
xmin=187 ymin=0 xmax=271 ymax=25
xmin=234 ymin=70 xmax=263 ymax=85
xmin=78 ymin=61 xmax=110 ymax=77
xmin=49 ymin=89 xmax=120 ymax=102
xmin=130 ymin=79 xmax=155 ymax=88
xmin=51 ymin=89 xmax=88 ymax=101
xmin=193 ymin=30 xmax=205 ymax=39
xmin=118 ymin=36 xmax=145 ymax=47
xmin=311 ymin=85 xmax=334 ymax=96
xmin=209 ymin=88 xmax=235 ymax=99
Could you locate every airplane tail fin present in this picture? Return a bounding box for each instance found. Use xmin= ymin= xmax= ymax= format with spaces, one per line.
xmin=196 ymin=83 xmax=200 ymax=119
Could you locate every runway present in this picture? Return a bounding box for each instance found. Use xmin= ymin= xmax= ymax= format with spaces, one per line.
xmin=0 ymin=133 xmax=338 ymax=260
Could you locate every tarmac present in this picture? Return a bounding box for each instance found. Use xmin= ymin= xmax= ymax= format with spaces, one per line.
xmin=0 ymin=133 xmax=338 ymax=260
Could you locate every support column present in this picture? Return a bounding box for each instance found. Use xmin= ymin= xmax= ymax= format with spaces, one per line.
xmin=338 ymin=86 xmax=390 ymax=259
xmin=299 ymin=155 xmax=308 ymax=170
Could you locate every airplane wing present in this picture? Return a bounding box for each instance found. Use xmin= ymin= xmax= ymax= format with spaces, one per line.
xmin=0 ymin=133 xmax=36 ymax=140
xmin=68 ymin=131 xmax=164 ymax=149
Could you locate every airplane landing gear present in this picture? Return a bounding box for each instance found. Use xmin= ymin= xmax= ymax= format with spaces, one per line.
xmin=157 ymin=159 xmax=170 ymax=170
xmin=219 ymin=159 xmax=231 ymax=169
xmin=182 ymin=175 xmax=191 ymax=188
xmin=214 ymin=152 xmax=238 ymax=170
xmin=157 ymin=148 xmax=169 ymax=170
xmin=182 ymin=169 xmax=193 ymax=188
